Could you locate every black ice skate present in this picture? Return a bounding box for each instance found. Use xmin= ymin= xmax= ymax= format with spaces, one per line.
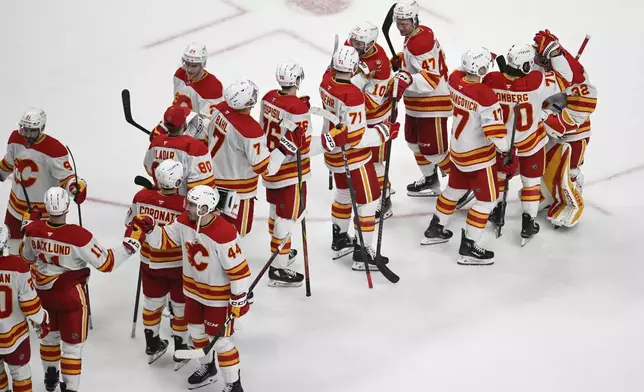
xmin=267 ymin=266 xmax=304 ymax=287
xmin=375 ymin=195 xmax=393 ymax=223
xmin=351 ymin=245 xmax=389 ymax=271
xmin=222 ymin=370 xmax=244 ymax=392
xmin=456 ymin=190 xmax=476 ymax=210
xmin=44 ymin=367 xmax=60 ymax=392
xmin=331 ymin=224 xmax=355 ymax=260
xmin=457 ymin=229 xmax=494 ymax=265
xmin=188 ymin=359 xmax=218 ymax=390
xmin=144 ymin=329 xmax=169 ymax=365
xmin=421 ymin=215 xmax=453 ymax=245
xmin=520 ymin=213 xmax=540 ymax=247
xmin=173 ymin=336 xmax=192 ymax=371
xmin=406 ymin=167 xmax=441 ymax=197
xmin=60 ymin=382 xmax=76 ymax=392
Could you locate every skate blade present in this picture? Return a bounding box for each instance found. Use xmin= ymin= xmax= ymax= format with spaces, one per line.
xmin=267 ymin=279 xmax=304 ymax=288
xmin=456 ymin=194 xmax=476 ymax=210
xmin=420 ymin=237 xmax=450 ymax=245
xmin=351 ymin=262 xmax=380 ymax=271
xmin=407 ymin=191 xmax=440 ymax=197
xmin=520 ymin=236 xmax=535 ymax=247
xmin=173 ymin=357 xmax=191 ymax=371
xmin=188 ymin=376 xmax=217 ymax=390
xmin=332 ymin=247 xmax=354 ymax=260
xmin=457 ymin=256 xmax=494 ymax=266
xmin=148 ymin=346 xmax=168 ymax=365
xmin=375 ymin=210 xmax=393 ymax=224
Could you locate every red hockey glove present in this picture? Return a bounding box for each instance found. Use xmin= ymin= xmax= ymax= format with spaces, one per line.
xmin=321 ymin=124 xmax=348 ymax=152
xmin=229 ymin=292 xmax=250 ymax=318
xmin=21 ymin=206 xmax=42 ymax=232
xmin=32 ymin=309 xmax=51 ymax=339
xmin=67 ymin=178 xmax=87 ymax=204
xmin=533 ymin=29 xmax=561 ymax=58
xmin=497 ymin=149 xmax=519 ymax=177
xmin=393 ymin=71 xmax=413 ymax=100
xmin=123 ymin=224 xmax=144 ymax=254
xmin=542 ymin=109 xmax=577 ymax=140
xmin=278 ymin=126 xmax=305 ymax=156
xmin=132 ymin=214 xmax=155 ymax=234
xmin=390 ymin=52 xmax=403 ymax=72
xmin=299 ymin=96 xmax=311 ymax=109
xmin=374 ymin=122 xmax=400 ymax=143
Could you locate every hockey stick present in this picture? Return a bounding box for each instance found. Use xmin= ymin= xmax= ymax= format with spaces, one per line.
xmin=174 ymin=236 xmax=291 ymax=360
xmin=121 ymin=89 xmax=152 ymax=135
xmin=65 ymin=145 xmax=93 ymax=330
xmin=296 ymin=149 xmax=312 ymax=296
xmin=575 ymin=35 xmax=591 ymax=60
xmin=134 ymin=175 xmax=154 ymax=189
xmin=382 ymin=4 xmax=397 ymax=57
xmin=17 ymin=175 xmax=32 ymax=213
xmin=328 ymin=34 xmax=339 ymax=191
xmin=495 ymin=104 xmax=520 ymax=239
xmin=130 ymin=265 xmax=142 ymax=338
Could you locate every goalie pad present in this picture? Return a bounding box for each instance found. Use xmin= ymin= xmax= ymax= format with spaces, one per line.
xmin=541 ymin=143 xmax=584 ymax=228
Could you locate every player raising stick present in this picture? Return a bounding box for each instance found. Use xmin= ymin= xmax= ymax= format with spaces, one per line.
xmin=0 ymin=108 xmax=87 ymax=255
xmin=135 ymin=186 xmax=250 ymax=391
xmin=125 ymin=160 xmax=189 ymax=368
xmin=320 ymin=46 xmax=400 ymax=270
xmin=20 ymin=186 xmax=143 ymax=392
xmin=0 ymin=224 xmax=50 ymax=392
xmin=422 ymin=48 xmax=514 ymax=264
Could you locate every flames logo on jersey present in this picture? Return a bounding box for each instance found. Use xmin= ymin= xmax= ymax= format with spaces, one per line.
xmin=13 ymin=158 xmax=39 ymax=188
xmin=186 ymin=242 xmax=209 ymax=272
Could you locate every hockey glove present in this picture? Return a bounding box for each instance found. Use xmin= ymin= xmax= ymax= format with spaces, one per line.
xmin=31 ymin=309 xmax=50 ymax=339
xmin=299 ymin=96 xmax=311 ymax=109
xmin=321 ymin=124 xmax=348 ymax=152
xmin=229 ymin=292 xmax=250 ymax=318
xmin=21 ymin=206 xmax=42 ymax=232
xmin=123 ymin=224 xmax=145 ymax=254
xmin=374 ymin=122 xmax=400 ymax=143
xmin=542 ymin=109 xmax=577 ymax=140
xmin=133 ymin=214 xmax=155 ymax=233
xmin=393 ymin=71 xmax=413 ymax=100
xmin=67 ymin=177 xmax=87 ymax=204
xmin=497 ymin=149 xmax=519 ymax=177
xmin=390 ymin=52 xmax=404 ymax=72
xmin=278 ymin=127 xmax=305 ymax=156
xmin=533 ymin=29 xmax=561 ymax=59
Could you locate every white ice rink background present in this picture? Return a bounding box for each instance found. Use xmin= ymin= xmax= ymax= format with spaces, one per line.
xmin=1 ymin=0 xmax=643 ymax=391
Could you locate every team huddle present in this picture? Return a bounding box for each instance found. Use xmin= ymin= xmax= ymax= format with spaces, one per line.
xmin=0 ymin=0 xmax=597 ymax=391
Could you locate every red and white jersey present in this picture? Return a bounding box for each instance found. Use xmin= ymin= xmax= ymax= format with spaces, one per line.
xmin=346 ymin=42 xmax=394 ymax=125
xmin=483 ymin=70 xmax=560 ymax=157
xmin=173 ymin=68 xmax=224 ymax=117
xmin=143 ymin=134 xmax=216 ymax=194
xmin=0 ymin=255 xmax=46 ymax=355
xmin=207 ymin=102 xmax=284 ymax=199
xmin=319 ymin=71 xmax=386 ymax=173
xmin=448 ymin=71 xmax=508 ymax=172
xmin=558 ymin=51 xmax=597 ymax=142
xmin=400 ymin=26 xmax=453 ymax=118
xmin=20 ymin=221 xmax=134 ymax=291
xmin=259 ymin=90 xmax=312 ymax=189
xmin=146 ymin=212 xmax=251 ymax=308
xmin=125 ymin=189 xmax=184 ymax=269
xmin=0 ymin=132 xmax=75 ymax=220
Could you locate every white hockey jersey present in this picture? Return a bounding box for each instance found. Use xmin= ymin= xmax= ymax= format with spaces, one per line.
xmin=146 ymin=212 xmax=251 ymax=308
xmin=349 ymin=42 xmax=394 ymax=125
xmin=173 ymin=68 xmax=224 ymax=117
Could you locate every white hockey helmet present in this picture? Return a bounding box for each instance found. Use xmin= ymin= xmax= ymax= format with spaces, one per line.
xmin=155 ymin=159 xmax=184 ymax=189
xmin=0 ymin=224 xmax=9 ymax=251
xmin=332 ymin=46 xmax=360 ymax=73
xmin=507 ymin=44 xmax=535 ymax=74
xmin=224 ymin=79 xmax=259 ymax=110
xmin=45 ymin=186 xmax=71 ymax=217
xmin=19 ymin=107 xmax=47 ymax=131
xmin=182 ymin=42 xmax=207 ymax=66
xmin=275 ymin=61 xmax=305 ymax=88
xmin=350 ymin=22 xmax=379 ymax=54
xmin=461 ymin=47 xmax=494 ymax=77
xmin=393 ymin=1 xmax=420 ymax=22
xmin=186 ymin=185 xmax=220 ymax=218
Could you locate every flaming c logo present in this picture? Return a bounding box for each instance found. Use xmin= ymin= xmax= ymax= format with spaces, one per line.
xmin=186 ymin=242 xmax=209 ymax=272
xmin=13 ymin=158 xmax=39 ymax=187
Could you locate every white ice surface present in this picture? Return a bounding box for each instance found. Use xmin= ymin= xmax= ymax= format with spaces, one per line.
xmin=1 ymin=0 xmax=643 ymax=391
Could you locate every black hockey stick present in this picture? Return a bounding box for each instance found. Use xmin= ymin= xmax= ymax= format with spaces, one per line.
xmin=296 ymin=149 xmax=312 ymax=296
xmin=382 ymin=4 xmax=397 ymax=57
xmin=17 ymin=175 xmax=32 ymax=213
xmin=495 ymin=104 xmax=519 ymax=239
xmin=131 ymin=265 xmax=142 ymax=338
xmin=174 ymin=236 xmax=291 ymax=360
xmin=134 ymin=175 xmax=154 ymax=189
xmin=66 ymin=145 xmax=93 ymax=330
xmin=121 ymin=89 xmax=152 ymax=135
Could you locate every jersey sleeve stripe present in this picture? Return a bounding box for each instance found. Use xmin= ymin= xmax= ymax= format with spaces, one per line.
xmin=251 ymin=156 xmax=271 ymax=175
xmin=19 ymin=297 xmax=42 ymax=316
xmin=420 ymin=71 xmax=440 ymax=89
xmin=0 ymin=158 xmax=13 ymax=172
xmin=225 ymin=261 xmax=251 ymax=281
xmin=187 ymin=176 xmax=216 ymax=189
xmin=482 ymin=124 xmax=507 ymax=139
xmin=96 ymin=249 xmax=115 ymax=272
xmin=0 ymin=320 xmax=28 ymax=349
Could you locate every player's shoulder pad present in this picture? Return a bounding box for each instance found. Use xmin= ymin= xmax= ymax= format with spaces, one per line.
xmin=482 ymin=71 xmax=507 ymax=88
xmin=209 ymin=215 xmax=238 ymax=244
xmin=31 ymin=135 xmax=69 ymax=158
xmin=406 ymin=26 xmax=436 ymax=56
xmin=199 ymin=72 xmax=224 ymax=99
xmin=174 ymin=67 xmax=188 ymax=82
xmin=185 ymin=135 xmax=210 ymax=156
xmin=448 ymin=69 xmax=467 ymax=84
xmin=7 ymin=130 xmax=24 ymax=145
xmin=340 ymin=83 xmax=365 ymax=107
xmin=231 ymin=112 xmax=264 ymax=139
xmin=512 ymin=71 xmax=545 ymax=92
xmin=133 ymin=188 xmax=157 ymax=204
xmin=177 ymin=211 xmax=193 ymax=227
xmin=0 ymin=255 xmax=31 ymax=273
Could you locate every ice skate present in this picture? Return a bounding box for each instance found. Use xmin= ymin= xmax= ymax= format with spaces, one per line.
xmin=351 ymin=245 xmax=388 ymax=271
xmin=173 ymin=336 xmax=192 ymax=371
xmin=406 ymin=167 xmax=441 ymax=197
xmin=222 ymin=370 xmax=244 ymax=392
xmin=520 ymin=213 xmax=540 ymax=247
xmin=144 ymin=329 xmax=169 ymax=365
xmin=60 ymin=382 xmax=76 ymax=392
xmin=188 ymin=360 xmax=218 ymax=390
xmin=456 ymin=190 xmax=476 ymax=210
xmin=374 ymin=195 xmax=393 ymax=223
xmin=457 ymin=229 xmax=494 ymax=265
xmin=287 ymin=249 xmax=297 ymax=266
xmin=44 ymin=367 xmax=60 ymax=392
xmin=421 ymin=215 xmax=453 ymax=245
xmin=267 ymin=266 xmax=304 ymax=287
xmin=331 ymin=224 xmax=355 ymax=260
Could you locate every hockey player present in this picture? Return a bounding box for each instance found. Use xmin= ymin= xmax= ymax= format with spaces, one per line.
xmin=391 ymin=0 xmax=453 ymax=197
xmin=207 ymin=79 xmax=307 ymax=237
xmin=124 ymin=160 xmax=189 ymax=367
xmin=0 ymin=224 xmax=49 ymax=392
xmin=137 ymin=185 xmax=250 ymax=391
xmin=533 ymin=30 xmax=597 ymax=228
xmin=347 ymin=21 xmax=396 ymax=222
xmin=422 ymin=48 xmax=515 ymax=264
xmin=259 ymin=62 xmax=313 ymax=287
xmin=20 ymin=187 xmax=144 ymax=392
xmin=0 ymin=107 xmax=87 ymax=255
xmin=483 ymin=44 xmax=561 ymax=245
xmin=173 ymin=42 xmax=224 ymax=117
xmin=320 ymin=46 xmax=400 ymax=270
xmin=144 ymin=104 xmax=216 ymax=194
